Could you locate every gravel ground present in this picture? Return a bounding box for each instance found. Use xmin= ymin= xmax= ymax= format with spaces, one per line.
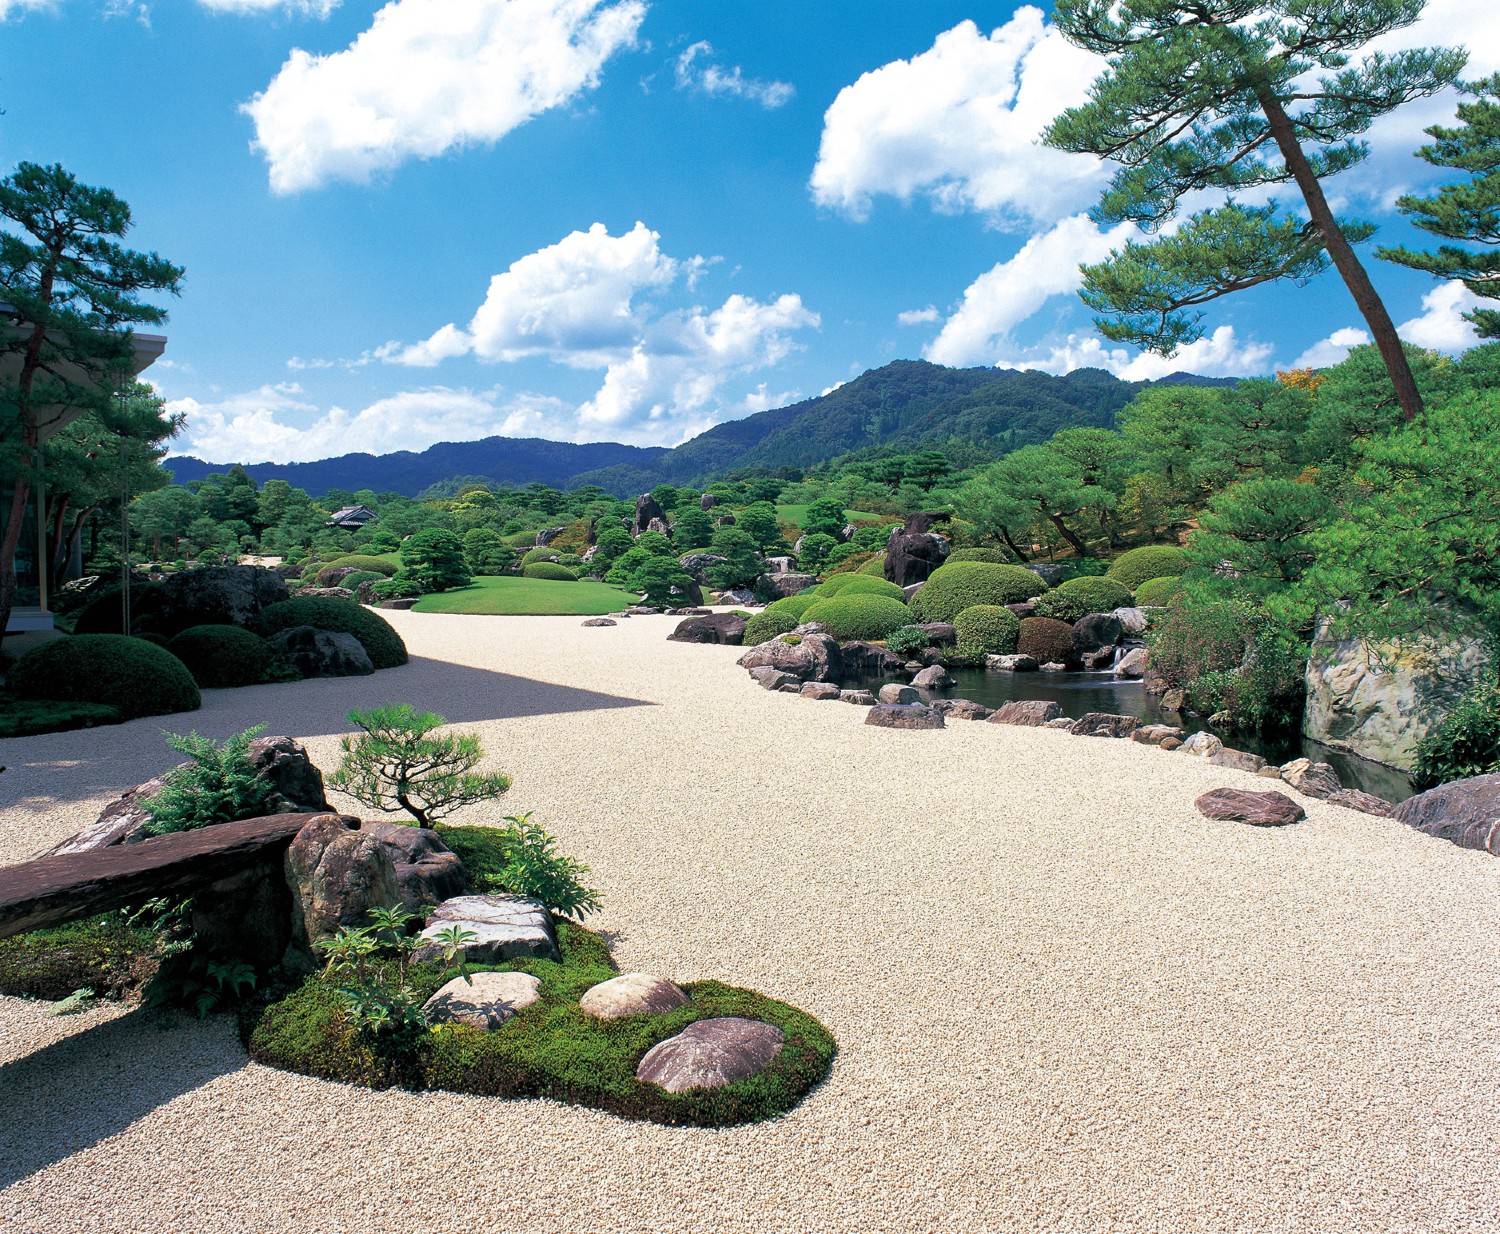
xmin=2 ymin=610 xmax=1498 ymax=1234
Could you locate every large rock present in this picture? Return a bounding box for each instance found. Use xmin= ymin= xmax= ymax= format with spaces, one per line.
xmin=1067 ymin=712 xmax=1139 ymax=739
xmin=840 ymin=689 xmax=877 ymax=705
xmin=1209 ymin=748 xmax=1269 ymax=774
xmin=1133 ymin=724 xmax=1185 ymax=746
xmin=284 ymin=815 xmax=403 ymax=950
xmin=748 ymin=666 xmax=798 ymax=691
xmin=986 ymin=654 xmax=1039 ymax=672
xmin=917 ymin=622 xmax=957 ymax=646
xmin=581 ymin=618 xmax=616 ymax=627
xmin=878 ymin=683 xmax=919 ymax=704
xmin=423 ymin=971 xmax=541 ymax=1030
xmin=678 ymin=553 xmax=728 ymax=583
xmin=1303 ymin=614 xmax=1488 ymax=771
xmin=839 ymin=641 xmax=905 ymax=677
xmin=294 ymin=585 xmax=356 ymax=601
xmin=1328 ymin=789 xmax=1397 ymax=817
xmin=417 ymin=894 xmax=561 ymax=963
xmin=799 ymin=682 xmax=842 ymax=700
xmin=763 ymin=555 xmax=797 ymax=575
xmin=699 ymin=492 xmax=717 ymax=511
xmin=1113 ymin=646 xmax=1149 ymax=679
xmin=152 ymin=564 xmax=289 ymax=634
xmin=911 ymin=665 xmax=953 ymax=689
xmin=1180 ymin=731 xmax=1224 ymax=759
xmin=1024 ymin=564 xmax=1066 ymax=587
xmin=580 ymin=973 xmax=689 ymax=1019
xmin=989 ymin=699 xmax=1062 ymax=727
xmin=884 ymin=512 xmax=951 ymax=587
xmin=668 ymin=612 xmax=748 ymax=645
xmin=631 ymin=493 xmax=668 ymax=537
xmin=1112 ymin=607 xmax=1149 ymax=636
xmin=1196 ymin=788 xmax=1306 ymax=827
xmin=266 ymin=626 xmax=375 ymax=678
xmin=636 ymin=1017 xmax=785 ymax=1093
xmin=357 ymin=821 xmax=468 ymax=912
xmin=758 ymin=572 xmax=817 ymax=600
xmin=865 ymin=703 xmax=945 ymax=729
xmin=1280 ymin=758 xmax=1342 ymax=799
xmin=737 ymin=632 xmax=843 ymax=683
xmin=933 ymin=698 xmax=992 ymax=721
xmin=1071 ymin=613 xmax=1124 ymax=660
xmin=1392 ymin=773 xmax=1500 ymax=856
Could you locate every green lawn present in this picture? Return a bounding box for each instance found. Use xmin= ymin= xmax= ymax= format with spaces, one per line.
xmin=774 ymin=505 xmax=876 ymax=529
xmin=413 ymin=575 xmax=641 ymax=615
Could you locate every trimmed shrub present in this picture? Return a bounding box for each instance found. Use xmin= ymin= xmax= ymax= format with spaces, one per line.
xmin=743 ymin=608 xmax=799 ymax=645
xmin=323 ymin=554 xmax=398 ymax=578
xmin=1034 ymin=576 xmax=1133 ymax=622
xmin=908 ymin=563 xmax=1046 ymax=623
xmin=71 ymin=582 xmax=163 ymax=635
xmin=813 ymin=572 xmax=860 ymax=596
xmin=9 ymin=634 xmax=201 ymax=719
xmin=1016 ymin=617 xmax=1075 ymax=664
xmin=1133 ymin=576 xmax=1185 ymax=607
xmin=252 ymin=598 xmax=408 ymax=669
xmin=1412 ymin=677 xmax=1500 ymax=789
xmin=340 ymin=570 xmax=386 ymax=593
xmin=883 ymin=625 xmax=930 ymax=657
xmin=1106 ymin=545 xmax=1189 ymax=591
xmin=801 ymin=595 xmax=915 ymax=640
xmin=522 ymin=562 xmax=578 ymax=581
xmin=946 ymin=548 xmax=1012 ymax=565
xmin=818 ymin=574 xmax=904 ymax=601
xmin=764 ymin=593 xmax=820 ymax=621
xmin=857 ymin=555 xmax=888 ymax=575
xmin=1031 ymin=590 xmax=1089 ymax=623
xmin=520 ymin=546 xmax=562 ymax=566
xmin=953 ymin=605 xmax=1021 ymax=655
xmin=166 ymin=624 xmax=279 ymax=688
xmin=1144 ymin=600 xmax=1247 ymax=693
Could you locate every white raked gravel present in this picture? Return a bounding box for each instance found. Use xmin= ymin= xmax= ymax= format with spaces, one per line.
xmin=2 ymin=610 xmax=1498 ymax=1234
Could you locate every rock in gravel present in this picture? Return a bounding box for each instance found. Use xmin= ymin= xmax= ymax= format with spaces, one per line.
xmin=1393 ymin=773 xmax=1500 ymax=855
xmin=865 ymin=703 xmax=945 ymax=730
xmin=737 ymin=632 xmax=843 ymax=683
xmin=1159 ymin=736 xmax=1184 ymax=751
xmin=1133 ymin=724 xmax=1185 ymax=746
xmin=1045 ymin=717 xmax=1075 ymax=729
xmin=911 ymin=665 xmax=953 ymax=689
xmin=357 ymin=821 xmax=468 ymax=912
xmin=417 ymin=894 xmax=561 ymax=964
xmin=1195 ymin=788 xmax=1306 ymax=827
xmin=749 ymin=666 xmax=798 ymax=691
xmin=636 ymin=1017 xmax=785 ymax=1093
xmin=986 ymin=654 xmax=1039 ymax=672
xmin=266 ymin=626 xmax=375 ymax=678
xmin=933 ymin=698 xmax=992 ymax=721
xmin=581 ymin=617 xmax=617 ymax=627
xmin=285 ymin=815 xmax=402 ymax=949
xmin=1181 ymin=732 xmax=1224 ymax=759
xmin=1210 ymin=748 xmax=1269 ymax=774
xmin=1328 ymin=788 xmax=1397 ymax=817
xmin=878 ymin=683 xmax=920 ymax=704
xmin=1280 ymin=758 xmax=1342 ymax=799
xmin=840 ymin=689 xmax=877 ymax=705
xmin=990 ymin=700 xmax=1062 ymax=727
xmin=580 ymin=973 xmax=689 ymax=1019
xmin=423 ymin=971 xmax=541 ymax=1030
xmin=778 ymin=682 xmax=803 ymax=693
xmin=668 ymin=612 xmax=748 ymax=645
xmin=1068 ymin=712 xmax=1140 ymax=739
xmin=799 ymin=682 xmax=842 ymax=700
xmin=1259 ymin=765 xmax=1286 ymax=779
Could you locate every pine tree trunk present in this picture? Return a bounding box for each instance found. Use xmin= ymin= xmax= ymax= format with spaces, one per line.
xmin=998 ymin=527 xmax=1031 ymax=562
xmin=1047 ymin=511 xmax=1091 ymax=557
xmin=0 ymin=475 xmax=31 ymax=637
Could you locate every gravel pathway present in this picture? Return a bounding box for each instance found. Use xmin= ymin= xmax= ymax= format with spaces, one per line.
xmin=2 ymin=611 xmax=1498 ymax=1234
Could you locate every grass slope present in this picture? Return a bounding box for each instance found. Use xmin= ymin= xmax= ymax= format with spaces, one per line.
xmin=414 ymin=575 xmax=641 ymax=615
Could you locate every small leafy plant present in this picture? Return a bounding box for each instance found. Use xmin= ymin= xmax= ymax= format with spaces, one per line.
xmin=129 ymin=895 xmax=259 ymax=1017
xmin=329 ymin=704 xmax=512 ymax=827
xmin=480 ymin=812 xmax=603 ymax=921
xmin=140 ymin=725 xmax=276 ymax=837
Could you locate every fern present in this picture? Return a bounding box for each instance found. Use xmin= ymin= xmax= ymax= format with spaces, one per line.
xmin=139 ymin=724 xmax=276 ymax=836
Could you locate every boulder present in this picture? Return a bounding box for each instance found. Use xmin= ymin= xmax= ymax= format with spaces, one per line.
xmin=699 ymin=492 xmax=718 ymax=511
xmin=627 ymin=605 xmax=663 ymax=616
xmin=1112 ymin=607 xmax=1150 ymax=636
xmin=423 ymin=971 xmax=541 ymax=1030
xmin=1024 ymin=563 xmax=1066 ymax=587
xmin=799 ymin=682 xmax=842 ymax=700
xmin=579 ymin=973 xmax=689 ymax=1019
xmin=1113 ymin=647 xmax=1149 ymax=679
xmin=669 ymin=612 xmax=748 ymax=645
xmin=678 ymin=553 xmax=728 ymax=582
xmin=840 ymin=641 xmax=905 ymax=677
xmin=749 ymin=666 xmax=798 ymax=691
xmin=763 ymin=555 xmax=797 ymax=575
xmin=717 ymin=588 xmax=758 ymax=606
xmin=646 ymin=516 xmax=671 ymax=537
xmin=737 ymin=632 xmax=843 ymax=683
xmin=631 ymin=493 xmax=668 ymax=537
xmin=1132 ymin=724 xmax=1186 ymax=746
xmin=379 ymin=598 xmax=420 ymax=610
xmin=865 ymin=703 xmax=945 ymax=730
xmin=294 ymin=585 xmax=356 ymax=601
xmin=1392 ymin=773 xmax=1500 ymax=855
xmin=778 ymin=683 xmax=803 ymax=694
xmin=1280 ymin=758 xmax=1342 ymax=799
xmin=878 ymin=683 xmax=920 ymax=705
xmin=989 ymin=700 xmax=1062 ymax=727
xmin=1180 ymin=732 xmax=1224 ymax=759
xmin=266 ymin=626 xmax=375 ymax=678
xmin=758 ymin=572 xmax=818 ymax=600
xmin=1072 ymin=613 xmax=1124 ymax=660
xmin=986 ymin=654 xmax=1039 ymax=672
xmin=883 ymin=512 xmax=951 ymax=587
xmin=840 ymin=689 xmax=878 ymax=705
xmin=416 ymin=894 xmax=561 ymax=964
xmin=933 ymin=698 xmax=992 ymax=721
xmin=1195 ymin=788 xmax=1306 ymax=827
xmin=716 ymin=514 xmax=737 ymax=527
xmin=1161 ymin=689 xmax=1187 ymax=712
xmin=903 ymin=583 xmax=925 ymax=603
xmin=1209 ymin=748 xmax=1269 ymax=774
xmin=1006 ymin=601 xmax=1037 ymax=619
xmin=1045 ymin=717 xmax=1075 ymax=729
xmin=284 ymin=815 xmax=403 ymax=950
xmin=911 ymin=665 xmax=953 ymax=689
xmin=636 ymin=1017 xmax=786 ymax=1093
xmin=1160 ymin=737 xmax=1184 ymax=751
xmin=1327 ymin=789 xmax=1397 ymax=817
xmin=1040 ymin=661 xmax=1067 ymax=672
xmin=535 ymin=526 xmax=564 ymax=546
xmin=152 ymin=564 xmax=289 ymax=635
xmin=917 ymin=622 xmax=957 ymax=646
xmin=582 ymin=618 xmax=617 ymax=627
xmin=1068 ymin=712 xmax=1140 ymax=739
xmin=357 ymin=821 xmax=468 ymax=912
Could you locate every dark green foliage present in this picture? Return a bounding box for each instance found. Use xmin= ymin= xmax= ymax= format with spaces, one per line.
xmin=71 ymin=581 xmax=163 ymax=635
xmin=1190 ymin=478 xmax=1333 ymax=591
xmin=1106 ymin=545 xmax=1188 ymax=590
xmin=1412 ymin=676 xmax=1500 ymax=789
xmin=166 ymin=624 xmax=279 ymax=688
xmin=477 ymin=813 xmax=602 ymax=921
xmin=946 ymin=548 xmax=1013 ymax=564
xmin=9 ymin=634 xmax=200 ymax=719
xmin=1184 ymin=625 xmax=1307 ymax=732
xmin=252 ymin=598 xmax=408 ymax=669
xmin=632 ymin=556 xmax=694 ymax=608
xmin=1132 ymin=576 xmax=1184 ymax=607
xmin=1145 ymin=600 xmax=1249 ymax=693
xmin=338 ymin=570 xmax=386 ymax=593
xmin=0 ymin=913 xmax=157 ymax=1001
xmin=462 ymin=529 xmax=515 ymax=574
xmin=735 ymin=501 xmax=784 ymax=552
xmin=815 ymin=573 xmax=904 ymax=601
xmin=1016 ymin=617 xmax=1075 ymax=664
xmin=801 ymin=595 xmax=915 ymax=640
xmin=705 ymin=526 xmax=763 ymax=590
xmin=908 ymin=562 xmax=1046 ymax=622
xmin=764 ymin=593 xmax=820 ymax=621
xmin=742 ymin=608 xmax=799 ymax=645
xmin=1031 ymin=590 xmax=1092 ymax=623
xmin=520 ymin=546 xmax=562 ymax=566
xmin=0 ymin=697 xmax=124 ymax=737
xmin=399 ymin=528 xmax=471 ymax=593
xmin=140 ymin=725 xmax=278 ymax=837
xmin=669 ymin=506 xmax=714 ymax=549
xmin=883 ymin=625 xmax=930 ymax=657
xmin=522 ymin=562 xmax=579 ymax=581
xmin=856 ymin=555 xmax=887 ymax=575
xmin=953 ymin=605 xmax=1021 ymax=656
xmin=1054 ymin=575 xmax=1134 ymax=616
xmin=321 ymin=554 xmax=397 ymax=578
xmin=801 ymin=497 xmax=847 ymax=539
xmin=796 ymin=532 xmax=839 ymax=571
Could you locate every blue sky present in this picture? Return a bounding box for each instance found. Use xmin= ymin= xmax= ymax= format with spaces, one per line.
xmin=1 ymin=0 xmax=1491 ymax=463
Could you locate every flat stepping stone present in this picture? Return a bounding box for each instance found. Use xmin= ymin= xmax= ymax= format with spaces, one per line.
xmin=416 ymin=894 xmax=560 ymax=964
xmin=580 ymin=973 xmax=689 ymax=1019
xmin=423 ymin=971 xmax=540 ymax=1030
xmin=636 ymin=1017 xmax=785 ymax=1093
xmin=1195 ymin=787 xmax=1306 ymax=827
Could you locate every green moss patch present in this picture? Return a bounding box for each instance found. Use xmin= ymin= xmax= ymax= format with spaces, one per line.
xmin=0 ymin=913 xmax=158 ymax=1001
xmin=0 ymin=696 xmax=125 ymax=738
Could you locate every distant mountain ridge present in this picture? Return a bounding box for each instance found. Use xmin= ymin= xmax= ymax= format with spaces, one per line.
xmin=165 ymin=361 xmax=1236 ymax=497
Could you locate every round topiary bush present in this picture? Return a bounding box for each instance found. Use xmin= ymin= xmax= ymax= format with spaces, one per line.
xmin=1106 ymin=545 xmax=1189 ymax=591
xmin=816 ymin=574 xmax=905 ymax=601
xmin=166 ymin=624 xmax=279 ymax=688
xmin=339 ymin=570 xmax=386 ymax=593
xmin=1016 ymin=616 xmax=1075 ymax=665
xmin=743 ymin=608 xmax=799 ymax=645
xmin=251 ymin=598 xmax=408 ymax=669
xmin=946 ymin=548 xmax=1012 ymax=565
xmin=857 ymin=555 xmax=888 ymax=575
xmin=764 ymin=593 xmax=820 ymax=621
xmin=1133 ymin=576 xmax=1185 ymax=607
xmin=323 ymin=554 xmax=397 ymax=578
xmin=520 ymin=546 xmax=562 ymax=566
xmin=522 ymin=562 xmax=578 ymax=581
xmin=801 ymin=594 xmax=915 ymax=640
xmin=953 ymin=605 xmax=1021 ymax=655
xmin=9 ymin=634 xmax=201 ymax=719
xmin=71 ymin=582 xmax=163 ymax=635
xmin=908 ymin=562 xmax=1046 ymax=623
xmin=1033 ymin=575 xmax=1134 ymax=623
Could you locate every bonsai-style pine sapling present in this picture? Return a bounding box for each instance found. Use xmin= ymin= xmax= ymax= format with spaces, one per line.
xmin=329 ymin=704 xmax=511 ymax=827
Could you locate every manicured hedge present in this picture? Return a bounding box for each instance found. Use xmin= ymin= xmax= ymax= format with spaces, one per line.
xmin=166 ymin=624 xmax=279 ymax=688
xmin=0 ymin=698 xmax=124 ymax=738
xmin=908 ymin=562 xmax=1046 ymax=623
xmin=815 ymin=574 xmax=905 ymax=601
xmin=322 ymin=554 xmax=397 ymax=579
xmin=856 ymin=556 xmax=888 ymax=576
xmin=764 ymin=593 xmax=820 ymax=621
xmin=953 ymin=605 xmax=1021 ymax=655
xmin=946 ymin=548 xmax=1011 ymax=564
xmin=1034 ymin=575 xmax=1134 ymax=622
xmin=9 ymin=634 xmax=201 ymax=718
xmin=1106 ymin=545 xmax=1189 ymax=591
xmin=1016 ymin=616 xmax=1075 ymax=664
xmin=1133 ymin=576 xmax=1184 ymax=607
xmin=801 ymin=594 xmax=915 ymax=640
xmin=252 ymin=598 xmax=408 ymax=669
xmin=522 ymin=562 xmax=578 ymax=581
xmin=71 ymin=582 xmax=163 ymax=635
xmin=520 ymin=547 xmax=562 ymax=566
xmin=743 ymin=609 xmax=800 ymax=645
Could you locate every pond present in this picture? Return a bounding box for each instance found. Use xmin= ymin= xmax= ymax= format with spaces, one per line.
xmin=845 ymin=666 xmax=1415 ymax=803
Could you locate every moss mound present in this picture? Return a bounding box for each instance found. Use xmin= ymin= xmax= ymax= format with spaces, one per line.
xmin=9 ymin=634 xmax=200 ymax=719
xmin=167 ymin=624 xmax=279 ymax=688
xmin=744 ymin=609 xmax=799 ymax=645
xmin=0 ymin=913 xmax=158 ymax=1001
xmin=856 ymin=555 xmax=888 ymax=575
xmin=946 ymin=548 xmax=1011 ymax=564
xmin=801 ymin=594 xmax=915 ymax=640
xmin=0 ymin=698 xmax=125 ymax=738
xmin=520 ymin=546 xmax=562 ymax=566
xmin=1106 ymin=545 xmax=1189 ymax=591
xmin=953 ymin=605 xmax=1021 ymax=655
xmin=764 ymin=593 xmax=820 ymax=620
xmin=816 ymin=574 xmax=904 ymax=601
xmin=908 ymin=562 xmax=1046 ymax=623
xmin=1017 ymin=616 xmax=1075 ymax=664
xmin=252 ymin=598 xmax=408 ymax=669
xmin=521 ymin=562 xmax=578 ymax=581
xmin=1133 ymin=576 xmax=1185 ymax=607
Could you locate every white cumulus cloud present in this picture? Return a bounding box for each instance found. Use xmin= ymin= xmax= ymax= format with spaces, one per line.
xmin=1291 ymin=326 xmax=1370 ymax=370
xmin=810 ymin=7 xmax=1105 ymax=224
xmin=244 ymin=0 xmax=646 ymax=193
xmin=999 ymin=326 xmax=1274 ymax=382
xmin=0 ymin=0 xmax=56 ymax=19
xmin=1398 ymin=280 xmax=1484 ymax=353
xmin=897 ymin=306 xmax=939 ymax=326
xmin=674 ymin=41 xmax=794 ymax=108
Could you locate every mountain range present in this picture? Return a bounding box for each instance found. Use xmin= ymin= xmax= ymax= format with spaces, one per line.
xmin=164 ymin=361 xmax=1234 ymax=497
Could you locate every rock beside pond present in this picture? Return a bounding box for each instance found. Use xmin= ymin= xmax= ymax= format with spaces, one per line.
xmin=668 ymin=612 xmax=748 ymax=645
xmin=865 ymin=703 xmax=945 ymax=730
xmin=1040 ymin=661 xmax=1067 ymax=672
xmin=1180 ymin=732 xmax=1224 ymax=759
xmin=1280 ymin=758 xmax=1342 ymax=799
xmin=748 ymin=666 xmax=797 ymax=691
xmin=840 ymin=641 xmax=905 ymax=677
xmin=1159 ymin=736 xmax=1183 ymax=751
xmin=840 ymin=689 xmax=877 ymax=705
xmin=986 ymin=654 xmax=1038 ymax=672
xmin=636 ymin=1017 xmax=786 ymax=1093
xmin=1209 ymin=748 xmax=1269 ymax=774
xmin=1045 ymin=717 xmax=1074 ymax=729
xmin=580 ymin=973 xmax=689 ymax=1020
xmin=1327 ymin=788 xmax=1397 ymax=817
xmin=1072 ymin=613 xmax=1123 ymax=659
xmin=737 ymin=632 xmax=842 ymax=683
xmin=878 ymin=683 xmax=920 ymax=704
xmin=1196 ymin=788 xmax=1306 ymax=827
xmin=1113 ymin=647 xmax=1149 ymax=679
xmin=1132 ymin=724 xmax=1184 ymax=746
xmin=917 ymin=622 xmax=957 ymax=646
xmin=417 ymin=894 xmax=560 ymax=964
xmin=1392 ymin=773 xmax=1500 ymax=855
xmin=423 ymin=971 xmax=541 ymax=1030
xmin=989 ymin=700 xmax=1062 ymax=727
xmin=266 ymin=626 xmax=375 ymax=678
xmin=933 ymin=698 xmax=992 ymax=721
xmin=799 ymin=682 xmax=842 ymax=700
xmin=1112 ymin=607 xmax=1149 ymax=635
xmin=1068 ymin=712 xmax=1140 ymax=739
xmin=911 ymin=665 xmax=953 ymax=689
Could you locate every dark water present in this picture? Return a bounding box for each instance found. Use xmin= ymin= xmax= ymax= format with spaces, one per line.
xmin=848 ymin=667 xmax=1415 ymax=803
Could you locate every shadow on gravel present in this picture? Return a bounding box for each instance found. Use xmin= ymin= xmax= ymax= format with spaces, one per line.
xmin=0 ymin=1006 xmax=244 ymax=1188
xmin=0 ymin=658 xmax=653 ymax=820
